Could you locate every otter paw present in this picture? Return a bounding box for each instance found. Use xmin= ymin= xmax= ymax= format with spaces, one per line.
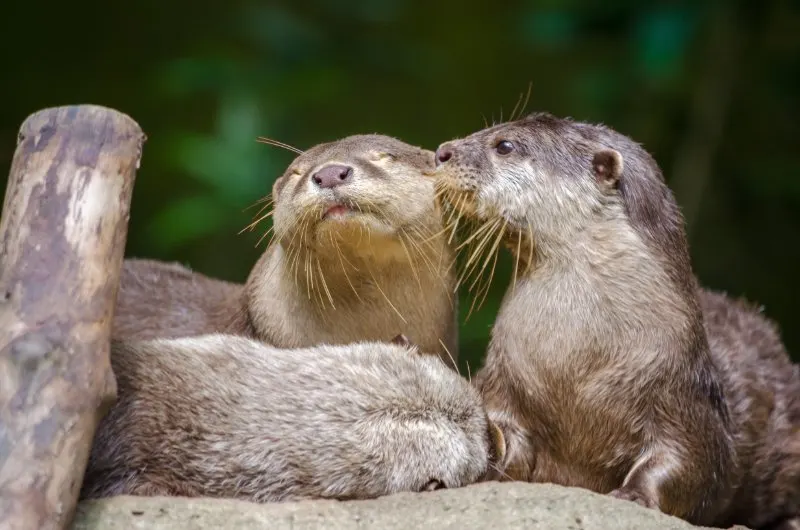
xmin=607 ymin=487 xmax=658 ymax=510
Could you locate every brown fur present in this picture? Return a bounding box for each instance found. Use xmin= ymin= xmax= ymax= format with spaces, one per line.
xmin=113 ymin=134 xmax=458 ymax=362
xmin=80 ymin=334 xmax=501 ymax=502
xmin=432 ymin=112 xmax=800 ymax=528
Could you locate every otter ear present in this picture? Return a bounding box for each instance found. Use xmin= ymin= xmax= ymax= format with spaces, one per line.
xmin=488 ymin=420 xmax=507 ymax=466
xmin=592 ymin=149 xmax=624 ymax=188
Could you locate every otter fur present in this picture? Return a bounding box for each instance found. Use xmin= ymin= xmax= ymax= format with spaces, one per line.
xmin=80 ymin=334 xmax=504 ymax=502
xmin=431 ymin=112 xmax=800 ymax=529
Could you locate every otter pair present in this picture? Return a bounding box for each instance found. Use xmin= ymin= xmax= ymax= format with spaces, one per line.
xmin=86 ymin=115 xmax=799 ymax=530
xmin=83 ymin=134 xmax=506 ymax=502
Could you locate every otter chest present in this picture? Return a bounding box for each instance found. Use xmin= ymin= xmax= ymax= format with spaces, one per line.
xmin=491 ymin=277 xmax=655 ymax=490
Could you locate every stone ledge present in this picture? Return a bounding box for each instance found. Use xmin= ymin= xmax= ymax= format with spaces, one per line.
xmin=72 ymin=481 xmax=748 ymax=529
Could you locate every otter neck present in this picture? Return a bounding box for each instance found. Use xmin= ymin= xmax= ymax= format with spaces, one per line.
xmin=493 ymin=211 xmax=697 ymax=375
xmin=521 ymin=206 xmax=629 ymax=267
xmin=243 ymin=230 xmax=456 ymax=354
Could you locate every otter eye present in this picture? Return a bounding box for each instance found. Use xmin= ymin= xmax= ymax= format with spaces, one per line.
xmin=494 ymin=140 xmax=515 ymax=155
xmin=373 ymin=152 xmax=396 ymax=162
xmin=420 ymin=479 xmax=446 ymax=492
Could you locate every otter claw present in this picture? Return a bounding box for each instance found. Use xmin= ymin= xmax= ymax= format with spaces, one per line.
xmin=608 ymin=487 xmax=658 ymax=510
xmin=390 ymin=334 xmax=412 ymax=347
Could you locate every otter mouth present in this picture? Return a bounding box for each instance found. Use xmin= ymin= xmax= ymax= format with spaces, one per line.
xmin=316 ymin=199 xmax=388 ymax=229
xmin=321 ymin=204 xmax=353 ymax=219
xmin=433 ymin=178 xmax=480 ymax=220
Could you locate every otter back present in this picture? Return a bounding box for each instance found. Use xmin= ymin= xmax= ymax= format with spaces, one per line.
xmin=81 ymin=334 xmax=496 ymax=502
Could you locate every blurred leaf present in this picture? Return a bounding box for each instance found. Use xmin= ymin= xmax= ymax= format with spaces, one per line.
xmin=147 ymin=195 xmax=233 ymax=251
xmin=519 ymin=8 xmax=578 ymax=50
xmin=633 ymin=6 xmax=696 ymax=83
xmin=158 ymin=57 xmax=246 ymax=97
xmin=240 ymin=4 xmax=325 ymax=59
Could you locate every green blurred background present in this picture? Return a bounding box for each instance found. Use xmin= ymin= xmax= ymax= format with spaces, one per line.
xmin=1 ymin=0 xmax=798 ymax=370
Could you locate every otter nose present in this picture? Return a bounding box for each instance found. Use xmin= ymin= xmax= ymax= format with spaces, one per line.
xmin=435 ymin=144 xmax=453 ymax=166
xmin=312 ymin=164 xmax=353 ymax=189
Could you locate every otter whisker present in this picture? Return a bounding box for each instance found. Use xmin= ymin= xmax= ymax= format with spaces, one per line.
xmin=405 ymin=222 xmax=444 ymax=253
xmin=519 ymin=81 xmax=533 ymax=120
xmin=442 ymin=190 xmax=463 ymax=228
xmin=488 ymin=461 xmax=514 ymax=482
xmin=512 ymin=229 xmax=522 ymax=294
xmin=403 ymin=227 xmax=444 ymax=280
xmin=316 ymin=257 xmax=335 ymax=309
xmin=261 ymin=230 xmax=277 ymax=252
xmin=304 ymin=248 xmax=313 ymax=301
xmin=334 ymin=238 xmax=363 ymax=303
xmin=472 ymin=221 xmax=506 ymax=315
xmin=250 ymin=201 xmax=275 ymax=222
xmin=239 ymin=202 xmax=275 ymax=234
xmin=293 ymin=212 xmax=313 ymax=293
xmin=509 ymin=82 xmax=533 ymax=122
xmin=255 ymin=137 xmax=304 ymax=155
xmin=398 ymin=229 xmax=423 ymax=293
xmin=404 ymin=226 xmax=455 ymax=302
xmin=527 ymin=220 xmax=534 ymax=273
xmin=242 ymin=195 xmax=274 ymax=213
xmin=287 ymin=210 xmax=309 ymax=252
xmin=447 ymin=198 xmax=465 ymax=246
xmin=458 ymin=218 xmax=501 ymax=287
xmin=335 ymin=238 xmax=361 ymax=271
xmin=418 ymin=223 xmax=450 ymax=245
xmin=367 ymin=266 xmax=408 ymax=325
xmin=456 ymin=218 xmax=498 ymax=252
xmin=415 ymin=223 xmax=456 ymax=274
xmin=509 ymin=91 xmax=525 ymax=124
xmin=460 ymin=217 xmax=505 ymax=306
xmin=438 ymin=338 xmax=460 ymax=375
xmin=255 ymin=225 xmax=274 ymax=248
xmin=469 ymin=219 xmax=506 ymax=294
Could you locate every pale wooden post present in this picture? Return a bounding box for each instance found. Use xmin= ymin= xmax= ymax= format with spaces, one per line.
xmin=0 ymin=105 xmax=145 ymax=530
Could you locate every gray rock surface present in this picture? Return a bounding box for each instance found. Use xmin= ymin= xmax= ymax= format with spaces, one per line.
xmin=72 ymin=481 xmax=749 ymax=529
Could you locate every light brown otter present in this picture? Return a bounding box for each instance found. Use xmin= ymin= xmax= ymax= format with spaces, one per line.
xmin=80 ymin=333 xmax=505 ymax=502
xmin=431 ymin=112 xmax=800 ymax=529
xmin=113 ymin=134 xmax=458 ymax=362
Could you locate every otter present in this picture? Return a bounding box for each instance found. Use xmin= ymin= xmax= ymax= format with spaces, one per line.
xmin=431 ymin=112 xmax=800 ymax=529
xmin=114 ymin=134 xmax=458 ymax=362
xmin=80 ymin=333 xmax=505 ymax=502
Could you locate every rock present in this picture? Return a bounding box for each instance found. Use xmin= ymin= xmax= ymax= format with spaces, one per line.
xmin=71 ymin=482 xmax=750 ymax=530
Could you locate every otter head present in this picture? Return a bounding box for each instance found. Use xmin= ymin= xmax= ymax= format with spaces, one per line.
xmin=270 ymin=134 xmax=438 ymax=262
xmin=431 ymin=112 xmax=677 ymax=267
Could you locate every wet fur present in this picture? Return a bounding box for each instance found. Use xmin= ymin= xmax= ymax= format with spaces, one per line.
xmin=113 ymin=135 xmax=458 ymax=362
xmin=433 ymin=112 xmax=800 ymax=528
xmin=81 ymin=334 xmax=497 ymax=502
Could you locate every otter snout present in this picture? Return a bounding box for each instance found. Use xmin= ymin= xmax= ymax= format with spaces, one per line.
xmin=313 ymin=164 xmax=353 ymax=189
xmin=435 ymin=144 xmax=454 ymax=166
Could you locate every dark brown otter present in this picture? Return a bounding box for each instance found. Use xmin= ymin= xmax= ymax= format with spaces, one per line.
xmin=431 ymin=112 xmax=800 ymax=529
xmin=114 ymin=134 xmax=458 ymax=362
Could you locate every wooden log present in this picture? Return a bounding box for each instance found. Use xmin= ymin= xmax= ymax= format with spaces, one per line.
xmin=0 ymin=105 xmax=145 ymax=530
